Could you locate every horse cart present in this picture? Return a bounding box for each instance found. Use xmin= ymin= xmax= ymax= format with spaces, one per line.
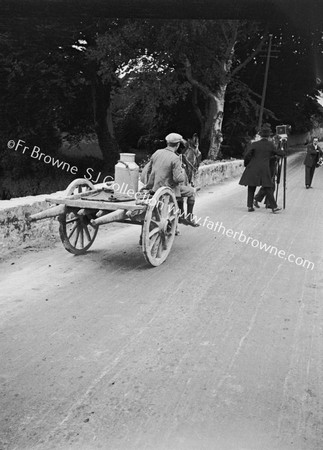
xmin=28 ymin=179 xmax=179 ymax=267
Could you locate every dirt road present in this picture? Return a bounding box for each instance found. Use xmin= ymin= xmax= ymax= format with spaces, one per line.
xmin=1 ymin=151 xmax=323 ymax=450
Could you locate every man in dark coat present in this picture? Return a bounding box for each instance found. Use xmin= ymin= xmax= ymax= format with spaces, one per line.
xmin=253 ymin=154 xmax=279 ymax=209
xmin=239 ymin=123 xmax=286 ymax=213
xmin=254 ymin=133 xmax=283 ymax=208
xmin=303 ymin=137 xmax=322 ymax=188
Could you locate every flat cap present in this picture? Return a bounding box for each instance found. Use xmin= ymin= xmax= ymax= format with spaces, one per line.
xmin=165 ymin=133 xmax=183 ymax=144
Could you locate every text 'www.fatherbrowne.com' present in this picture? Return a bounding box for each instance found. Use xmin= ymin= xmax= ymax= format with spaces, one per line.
xmin=165 ymin=204 xmax=314 ymax=271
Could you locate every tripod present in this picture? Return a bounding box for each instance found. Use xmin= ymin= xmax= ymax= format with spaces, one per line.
xmin=275 ymin=139 xmax=287 ymax=209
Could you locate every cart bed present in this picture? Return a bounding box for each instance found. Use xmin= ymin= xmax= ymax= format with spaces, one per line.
xmin=46 ymin=189 xmax=146 ymax=212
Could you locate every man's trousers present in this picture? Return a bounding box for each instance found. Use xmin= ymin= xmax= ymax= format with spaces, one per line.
xmin=248 ymin=186 xmax=277 ymax=209
xmin=305 ymin=165 xmax=316 ymax=187
xmin=254 ymin=185 xmax=275 ymax=208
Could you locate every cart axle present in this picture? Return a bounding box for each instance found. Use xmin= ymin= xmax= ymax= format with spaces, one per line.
xmin=90 ymin=209 xmax=127 ymax=227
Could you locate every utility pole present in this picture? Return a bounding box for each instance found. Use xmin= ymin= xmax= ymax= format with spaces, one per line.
xmin=258 ymin=33 xmax=273 ymax=130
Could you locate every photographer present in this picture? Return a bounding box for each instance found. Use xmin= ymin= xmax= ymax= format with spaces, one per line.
xmin=239 ymin=123 xmax=286 ymax=213
xmin=253 ymin=134 xmax=283 ymax=209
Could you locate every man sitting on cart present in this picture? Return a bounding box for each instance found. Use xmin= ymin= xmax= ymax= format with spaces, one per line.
xmin=141 ymin=132 xmax=200 ymax=227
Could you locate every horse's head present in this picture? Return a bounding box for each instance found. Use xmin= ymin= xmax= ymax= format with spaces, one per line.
xmin=181 ymin=134 xmax=201 ymax=184
xmin=185 ymin=133 xmax=200 ymax=156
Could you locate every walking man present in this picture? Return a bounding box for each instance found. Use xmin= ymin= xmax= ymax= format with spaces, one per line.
xmin=304 ymin=137 xmax=322 ymax=189
xmin=253 ymin=154 xmax=279 ymax=209
xmin=253 ymin=133 xmax=283 ymax=208
xmin=239 ymin=123 xmax=286 ymax=213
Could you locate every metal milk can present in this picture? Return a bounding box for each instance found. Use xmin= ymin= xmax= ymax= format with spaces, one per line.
xmin=114 ymin=153 xmax=139 ymax=194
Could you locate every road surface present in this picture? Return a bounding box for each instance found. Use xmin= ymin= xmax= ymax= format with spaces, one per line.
xmin=1 ymin=150 xmax=323 ymax=450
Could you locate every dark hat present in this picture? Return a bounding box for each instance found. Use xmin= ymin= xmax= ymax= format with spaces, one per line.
xmin=259 ymin=123 xmax=273 ymax=137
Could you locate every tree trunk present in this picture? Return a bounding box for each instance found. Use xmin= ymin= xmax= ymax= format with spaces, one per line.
xmin=207 ymin=88 xmax=226 ymax=160
xmin=92 ymin=79 xmax=119 ymax=169
xmin=204 ymin=86 xmax=226 ymax=160
xmin=183 ymin=22 xmax=267 ymax=160
xmin=199 ymin=97 xmax=214 ymax=159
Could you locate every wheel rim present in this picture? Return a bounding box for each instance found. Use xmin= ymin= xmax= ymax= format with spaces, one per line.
xmin=59 ymin=180 xmax=98 ymax=254
xmin=60 ymin=211 xmax=98 ymax=254
xmin=142 ymin=187 xmax=178 ymax=266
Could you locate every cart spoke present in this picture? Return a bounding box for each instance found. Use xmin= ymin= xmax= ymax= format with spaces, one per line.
xmin=150 ymin=218 xmax=160 ymax=227
xmin=165 ymin=225 xmax=174 ymax=236
xmin=151 ymin=235 xmax=161 ymax=257
xmin=160 ymin=231 xmax=167 ymax=250
xmin=82 ymin=221 xmax=92 ymax=243
xmin=151 ymin=233 xmax=166 ymax=257
xmin=149 ymin=232 xmax=160 ymax=249
xmin=149 ymin=227 xmax=160 ymax=238
xmin=73 ymin=226 xmax=81 ymax=247
xmin=79 ymin=225 xmax=84 ymax=248
xmin=161 ymin=195 xmax=170 ymax=217
xmin=66 ymin=216 xmax=79 ymax=225
xmin=67 ymin=221 xmax=79 ymax=239
xmin=153 ymin=207 xmax=161 ymax=222
xmin=156 ymin=237 xmax=164 ymax=257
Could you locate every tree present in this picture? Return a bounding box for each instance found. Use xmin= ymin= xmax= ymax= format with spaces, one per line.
xmin=0 ymin=18 xmax=149 ymax=168
xmin=0 ymin=19 xmax=77 ymax=147
xmin=2 ymin=16 xmax=322 ymax=172
xmin=123 ymin=19 xmax=323 ymax=158
xmin=124 ymin=20 xmax=268 ymax=159
xmin=84 ymin=20 xmax=150 ymax=164
xmin=238 ymin=22 xmax=323 ymax=134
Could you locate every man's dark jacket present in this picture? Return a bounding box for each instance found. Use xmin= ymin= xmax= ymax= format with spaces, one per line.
xmin=303 ymin=143 xmax=323 ymax=167
xmin=239 ymin=139 xmax=285 ymax=187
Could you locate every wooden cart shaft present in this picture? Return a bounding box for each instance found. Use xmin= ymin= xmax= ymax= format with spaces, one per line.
xmin=46 ymin=197 xmax=147 ymax=212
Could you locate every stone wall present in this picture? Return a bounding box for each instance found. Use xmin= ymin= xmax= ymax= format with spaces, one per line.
xmin=0 ymin=192 xmax=64 ymax=257
xmin=196 ymin=159 xmax=244 ymax=189
xmin=0 ymin=160 xmax=244 ymax=256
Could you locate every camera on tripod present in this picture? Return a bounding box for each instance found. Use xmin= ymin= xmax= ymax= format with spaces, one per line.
xmin=276 ymin=125 xmax=291 ymax=140
xmin=275 ymin=125 xmax=291 ymax=152
xmin=274 ymin=125 xmax=290 ymax=210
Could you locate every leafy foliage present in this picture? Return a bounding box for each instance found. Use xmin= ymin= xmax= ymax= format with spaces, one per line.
xmin=238 ymin=22 xmax=323 ymax=133
xmin=1 ymin=16 xmax=323 ymax=196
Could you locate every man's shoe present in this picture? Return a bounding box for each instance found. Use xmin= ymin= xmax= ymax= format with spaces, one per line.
xmin=185 ymin=218 xmax=200 ymax=227
xmin=272 ymin=207 xmax=281 ymax=214
xmin=248 ymin=207 xmax=255 ymax=212
xmin=253 ymin=199 xmax=260 ymax=208
xmin=306 ymin=185 xmax=310 ymax=189
xmin=179 ymin=217 xmax=188 ymax=225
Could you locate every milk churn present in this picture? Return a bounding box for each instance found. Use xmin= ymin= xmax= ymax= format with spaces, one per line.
xmin=114 ymin=153 xmax=139 ymax=194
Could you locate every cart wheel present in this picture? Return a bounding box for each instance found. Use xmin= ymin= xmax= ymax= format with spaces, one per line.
xmin=142 ymin=187 xmax=178 ymax=266
xmin=59 ymin=179 xmax=98 ymax=255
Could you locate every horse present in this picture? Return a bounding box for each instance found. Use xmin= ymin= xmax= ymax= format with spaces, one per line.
xmin=181 ymin=133 xmax=202 ymax=187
